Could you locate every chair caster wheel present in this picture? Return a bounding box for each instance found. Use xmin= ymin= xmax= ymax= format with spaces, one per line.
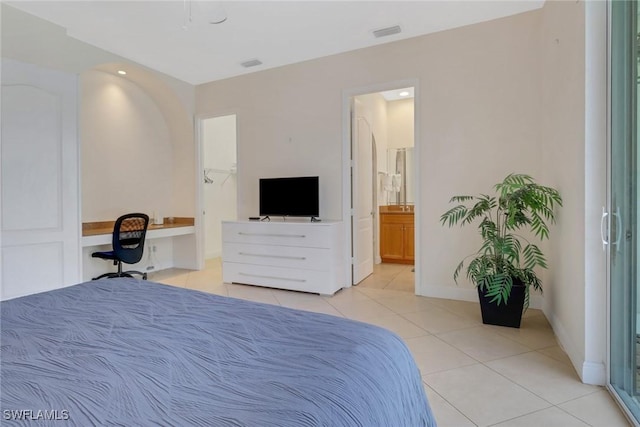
xmin=142 ymin=273 xmax=148 ymax=280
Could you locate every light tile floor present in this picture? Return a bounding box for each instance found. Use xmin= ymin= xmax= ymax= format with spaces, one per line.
xmin=149 ymin=260 xmax=631 ymax=427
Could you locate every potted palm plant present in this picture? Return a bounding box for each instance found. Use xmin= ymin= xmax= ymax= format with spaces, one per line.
xmin=440 ymin=173 xmax=562 ymax=328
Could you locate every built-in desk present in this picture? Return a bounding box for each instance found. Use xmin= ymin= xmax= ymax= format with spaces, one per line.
xmin=81 ymin=217 xmax=197 ymax=281
xmin=81 ymin=217 xmax=195 ymax=246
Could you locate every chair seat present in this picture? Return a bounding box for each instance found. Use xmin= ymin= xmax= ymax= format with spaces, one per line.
xmin=92 ymin=251 xmax=116 ymax=260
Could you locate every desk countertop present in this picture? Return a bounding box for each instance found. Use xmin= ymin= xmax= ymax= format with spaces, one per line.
xmin=82 ymin=217 xmax=195 ymax=236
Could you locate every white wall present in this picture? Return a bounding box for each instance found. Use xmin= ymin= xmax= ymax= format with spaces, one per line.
xmin=203 ymin=115 xmax=237 ymax=259
xmin=387 ymin=98 xmax=416 ymax=204
xmin=81 ymin=70 xmax=173 ymax=221
xmin=540 ymin=0 xmax=607 ymax=385
xmin=196 ymin=9 xmax=544 ymax=298
xmin=387 ymin=99 xmax=415 ymax=149
xmin=540 ymin=0 xmax=586 ymax=378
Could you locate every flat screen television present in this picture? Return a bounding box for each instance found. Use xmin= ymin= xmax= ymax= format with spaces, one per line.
xmin=259 ymin=176 xmax=319 ymax=218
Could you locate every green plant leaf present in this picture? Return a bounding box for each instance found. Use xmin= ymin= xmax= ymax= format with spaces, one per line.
xmin=479 ymin=218 xmax=498 ymax=240
xmin=453 ymin=260 xmax=465 ymax=284
xmin=523 ymin=244 xmax=547 ymax=269
xmin=484 ymin=274 xmax=512 ymax=306
xmin=440 ymin=205 xmax=468 ymax=227
xmin=462 ymin=196 xmax=496 ymax=226
xmin=450 ymin=195 xmax=474 ymax=203
xmin=440 ymin=173 xmax=562 ymax=305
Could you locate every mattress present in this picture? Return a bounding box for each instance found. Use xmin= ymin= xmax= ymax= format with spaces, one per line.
xmin=1 ymin=278 xmax=436 ymax=426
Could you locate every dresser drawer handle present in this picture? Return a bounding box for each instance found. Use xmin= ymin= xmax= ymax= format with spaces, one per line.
xmin=238 ymin=252 xmax=306 ymax=261
xmin=238 ymin=272 xmax=306 ymax=283
xmin=238 ymin=232 xmax=306 ymax=238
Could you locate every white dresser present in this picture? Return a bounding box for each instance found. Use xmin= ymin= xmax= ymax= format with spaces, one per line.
xmin=222 ymin=220 xmax=346 ymax=295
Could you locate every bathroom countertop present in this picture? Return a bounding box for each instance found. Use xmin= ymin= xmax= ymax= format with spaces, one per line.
xmin=379 ymin=205 xmax=414 ymax=214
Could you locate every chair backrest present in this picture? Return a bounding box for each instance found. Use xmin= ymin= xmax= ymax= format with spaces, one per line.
xmin=112 ymin=213 xmax=149 ymax=265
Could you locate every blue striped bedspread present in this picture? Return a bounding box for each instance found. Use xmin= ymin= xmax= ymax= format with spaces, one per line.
xmin=1 ymin=278 xmax=436 ymax=426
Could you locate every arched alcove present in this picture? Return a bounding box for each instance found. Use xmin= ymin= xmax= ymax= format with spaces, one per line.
xmin=80 ymin=62 xmax=198 ymax=278
xmin=81 ymin=62 xmax=194 ymax=221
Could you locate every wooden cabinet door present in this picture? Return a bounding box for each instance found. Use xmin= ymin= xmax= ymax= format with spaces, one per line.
xmin=403 ymin=225 xmax=415 ymax=261
xmin=380 ymin=223 xmax=405 ymax=261
xmin=380 ymin=210 xmax=415 ymax=264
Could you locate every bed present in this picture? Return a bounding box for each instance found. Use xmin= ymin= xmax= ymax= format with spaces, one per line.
xmin=1 ymin=278 xmax=436 ymax=426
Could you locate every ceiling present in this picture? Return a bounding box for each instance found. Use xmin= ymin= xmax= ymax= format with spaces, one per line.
xmin=7 ymin=1 xmax=545 ymax=86
xmin=380 ymin=87 xmax=414 ymax=101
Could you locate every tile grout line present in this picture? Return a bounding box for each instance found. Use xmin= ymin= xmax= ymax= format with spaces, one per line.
xmin=479 ymin=353 xmax=604 ymax=413
xmin=421 ymin=380 xmax=479 ymax=427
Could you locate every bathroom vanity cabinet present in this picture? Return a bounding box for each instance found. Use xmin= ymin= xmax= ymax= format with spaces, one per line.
xmin=379 ymin=206 xmax=414 ymax=264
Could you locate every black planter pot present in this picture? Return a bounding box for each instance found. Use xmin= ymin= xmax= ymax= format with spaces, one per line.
xmin=477 ymin=283 xmax=526 ymax=328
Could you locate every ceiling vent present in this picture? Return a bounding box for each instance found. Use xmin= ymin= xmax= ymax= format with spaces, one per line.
xmin=241 ymin=59 xmax=263 ymax=68
xmin=372 ymin=25 xmax=402 ymax=39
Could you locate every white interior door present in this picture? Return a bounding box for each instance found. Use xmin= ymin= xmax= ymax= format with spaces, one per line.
xmin=1 ymin=58 xmax=80 ymax=300
xmin=352 ymin=100 xmax=374 ymax=284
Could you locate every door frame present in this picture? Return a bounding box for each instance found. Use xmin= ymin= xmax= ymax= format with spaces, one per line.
xmin=195 ymin=110 xmax=240 ymax=271
xmin=341 ymin=78 xmax=420 ymax=292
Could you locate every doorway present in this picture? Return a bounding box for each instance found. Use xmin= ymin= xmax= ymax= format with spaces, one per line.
xmin=200 ymin=114 xmax=238 ymax=263
xmin=345 ymin=83 xmax=417 ymax=291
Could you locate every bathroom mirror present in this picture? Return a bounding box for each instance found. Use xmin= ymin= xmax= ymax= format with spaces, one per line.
xmin=387 ymin=147 xmax=414 ymax=205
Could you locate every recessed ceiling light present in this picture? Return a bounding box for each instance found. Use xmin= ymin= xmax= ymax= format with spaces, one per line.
xmin=117 ymin=70 xmax=127 ymax=75
xmin=399 ymin=91 xmax=410 ymax=97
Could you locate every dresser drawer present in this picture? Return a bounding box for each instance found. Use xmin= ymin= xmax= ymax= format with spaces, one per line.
xmin=222 ymin=222 xmax=331 ymax=248
xmin=223 ymin=242 xmax=331 ymax=271
xmin=222 ymin=262 xmax=335 ymax=294
xmin=221 ymin=220 xmax=345 ymax=295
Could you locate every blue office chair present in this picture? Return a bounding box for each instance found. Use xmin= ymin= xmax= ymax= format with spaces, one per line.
xmin=92 ymin=213 xmax=150 ymax=280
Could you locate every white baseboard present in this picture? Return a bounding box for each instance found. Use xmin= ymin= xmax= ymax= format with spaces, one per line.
xmin=581 ymin=361 xmax=606 ymax=385
xmin=206 ymin=250 xmax=221 ymax=260
xmin=416 ymin=284 xmax=478 ymax=302
xmin=416 ymin=284 xmax=543 ymax=309
xmin=545 ymin=308 xmax=605 ymax=386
